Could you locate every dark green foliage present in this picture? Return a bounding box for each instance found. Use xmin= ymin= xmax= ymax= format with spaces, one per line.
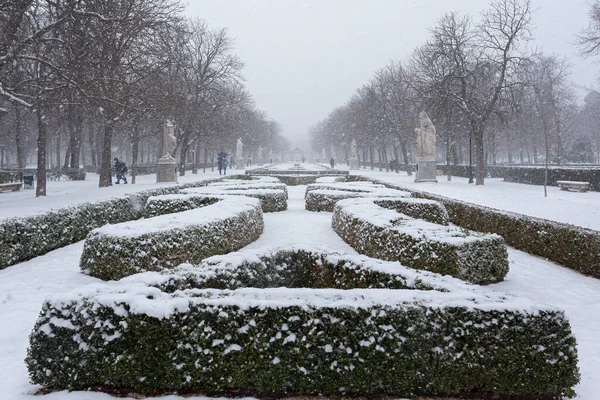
xmin=0 ymin=178 xmax=220 ymax=270
xmin=437 ymin=199 xmax=600 ymax=278
xmin=331 ymin=200 xmax=508 ymax=284
xmin=353 ymin=176 xmax=600 ymax=278
xmin=80 ymin=204 xmax=264 ymax=280
xmin=0 ymin=198 xmax=138 ymax=269
xmin=144 ymin=196 xmax=221 ymax=217
xmin=27 ymin=291 xmax=579 ymax=397
xmin=156 ymin=249 xmax=438 ymax=292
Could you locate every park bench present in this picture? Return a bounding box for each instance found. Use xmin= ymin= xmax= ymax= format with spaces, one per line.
xmin=557 ymin=180 xmax=590 ymax=192
xmin=0 ymin=182 xmax=22 ymax=193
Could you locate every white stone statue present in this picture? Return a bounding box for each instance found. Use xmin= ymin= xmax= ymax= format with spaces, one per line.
xmin=350 ymin=139 xmax=358 ymax=159
xmin=161 ymin=120 xmax=177 ymax=160
xmin=321 ymin=147 xmax=327 ymax=161
xmin=257 ymin=145 xmax=263 ymax=160
xmin=236 ymin=138 xmax=244 ymax=158
xmin=415 ymin=111 xmax=436 ymax=161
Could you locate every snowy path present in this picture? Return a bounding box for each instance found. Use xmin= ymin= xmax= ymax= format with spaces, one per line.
xmin=0 ymin=181 xmax=598 ymax=399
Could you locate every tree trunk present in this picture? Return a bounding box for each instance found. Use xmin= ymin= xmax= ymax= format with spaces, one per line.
xmin=62 ymin=141 xmax=71 ymax=169
xmin=369 ymin=147 xmax=374 ymax=170
xmin=87 ymin=122 xmax=97 ymax=167
xmin=473 ymin=125 xmax=485 ymax=185
xmin=36 ymin=109 xmax=48 ymax=197
xmin=99 ymin=116 xmax=115 ymax=188
xmin=193 ymin=140 xmax=199 ymax=174
xmin=400 ymin=141 xmax=412 ymax=176
xmin=15 ymin=107 xmax=25 ymax=168
xmin=69 ymin=112 xmax=83 ymax=169
xmin=446 ymin=137 xmax=452 ymax=182
xmin=131 ymin=125 xmax=140 ymax=184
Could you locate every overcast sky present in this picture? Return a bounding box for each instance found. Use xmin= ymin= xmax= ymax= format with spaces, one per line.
xmin=186 ymin=0 xmax=598 ymax=143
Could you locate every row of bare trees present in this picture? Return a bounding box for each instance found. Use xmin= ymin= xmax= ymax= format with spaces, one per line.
xmin=0 ymin=0 xmax=289 ymax=196
xmin=311 ymin=0 xmax=600 ymax=185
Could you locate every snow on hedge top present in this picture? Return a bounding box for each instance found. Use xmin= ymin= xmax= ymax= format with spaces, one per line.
xmin=306 ymin=182 xmax=410 ymax=197
xmin=315 ymin=176 xmax=343 ymax=183
xmin=93 ymin=195 xmax=260 ymax=238
xmin=123 ymin=245 xmax=460 ymax=290
xmin=182 ymin=187 xmax=286 ymax=196
xmin=335 ymin=197 xmax=501 ymax=244
xmin=208 ymin=179 xmax=285 ymax=188
xmin=44 ymin=281 xmax=549 ymax=322
xmin=265 ymin=163 xmax=330 ymax=171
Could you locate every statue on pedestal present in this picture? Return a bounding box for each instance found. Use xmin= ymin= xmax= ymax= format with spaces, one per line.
xmin=157 ymin=119 xmax=177 ymax=183
xmin=415 ymin=111 xmax=436 ymax=162
xmin=349 ymin=139 xmax=360 ymax=170
xmin=161 ymin=120 xmax=177 ymax=160
xmin=236 ymin=138 xmax=244 ymax=158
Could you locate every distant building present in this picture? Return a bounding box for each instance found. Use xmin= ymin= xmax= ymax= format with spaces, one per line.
xmin=281 ymin=147 xmax=313 ymax=163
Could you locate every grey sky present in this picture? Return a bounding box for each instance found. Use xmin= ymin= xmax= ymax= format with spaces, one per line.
xmin=186 ymin=0 xmax=598 ymax=142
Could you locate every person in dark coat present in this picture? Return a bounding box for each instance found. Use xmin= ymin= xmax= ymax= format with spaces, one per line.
xmin=114 ymin=158 xmax=128 ymax=184
xmin=221 ymin=157 xmax=228 ymax=175
xmin=330 ymin=157 xmax=335 ymax=168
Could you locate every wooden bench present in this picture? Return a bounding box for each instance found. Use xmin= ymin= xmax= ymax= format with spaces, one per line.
xmin=0 ymin=182 xmax=23 ymax=193
xmin=557 ymin=180 xmax=590 ymax=192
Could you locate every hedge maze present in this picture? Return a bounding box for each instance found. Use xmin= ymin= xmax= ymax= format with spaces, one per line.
xmin=24 ymin=171 xmax=580 ymax=398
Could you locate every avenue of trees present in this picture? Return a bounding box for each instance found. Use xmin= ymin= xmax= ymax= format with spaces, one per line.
xmin=311 ymin=0 xmax=600 ymax=185
xmin=0 ymin=0 xmax=289 ymax=195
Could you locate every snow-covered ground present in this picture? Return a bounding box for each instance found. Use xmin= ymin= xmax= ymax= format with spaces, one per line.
xmin=0 ymin=165 xmax=599 ymax=399
xmin=0 ymin=170 xmax=224 ymax=221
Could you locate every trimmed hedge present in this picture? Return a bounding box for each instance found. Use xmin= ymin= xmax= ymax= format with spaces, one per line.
xmin=80 ymin=196 xmax=264 ymax=280
xmin=27 ymin=248 xmax=579 ymax=397
xmin=358 ymin=176 xmax=600 ymax=278
xmin=0 ymin=198 xmax=138 ymax=269
xmin=374 ymin=198 xmax=449 ymax=225
xmin=304 ymin=182 xmax=411 ymax=212
xmin=501 ymin=165 xmax=600 ymax=191
xmin=422 ymin=194 xmax=600 ymax=278
xmin=332 ymin=197 xmax=509 ymax=284
xmin=144 ymin=194 xmax=221 ymax=217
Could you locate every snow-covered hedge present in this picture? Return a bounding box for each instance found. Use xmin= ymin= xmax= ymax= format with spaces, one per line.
xmin=359 ymin=176 xmax=600 ymax=278
xmin=428 ymin=194 xmax=600 ymax=278
xmin=304 ymin=182 xmax=411 ymax=213
xmin=80 ymin=196 xmax=264 ymax=280
xmin=332 ymin=198 xmax=508 ymax=284
xmin=144 ymin=194 xmax=221 ymax=217
xmin=0 ymin=198 xmax=138 ymax=270
xmin=0 ymin=179 xmax=222 ymax=270
xmin=27 ymin=248 xmax=579 ymax=397
xmin=374 ymin=198 xmax=449 ymax=226
xmin=146 ymin=188 xmax=287 ymax=215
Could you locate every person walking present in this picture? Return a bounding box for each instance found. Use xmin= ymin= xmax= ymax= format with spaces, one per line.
xmin=113 ymin=158 xmax=128 ymax=184
xmin=221 ymin=157 xmax=228 ymax=175
xmin=330 ymin=157 xmax=335 ymax=168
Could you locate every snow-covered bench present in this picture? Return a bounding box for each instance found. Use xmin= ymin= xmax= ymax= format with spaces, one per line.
xmin=80 ymin=195 xmax=264 ymax=280
xmin=0 ymin=182 xmax=22 ymax=192
xmin=332 ymin=197 xmax=508 ymax=284
xmin=557 ymin=180 xmax=590 ymax=192
xmin=27 ymin=247 xmax=579 ymax=398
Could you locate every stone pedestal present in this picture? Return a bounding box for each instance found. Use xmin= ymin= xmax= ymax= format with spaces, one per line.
xmin=157 ymin=158 xmax=177 ymax=183
xmin=349 ymin=157 xmax=360 ymax=170
xmin=236 ymin=158 xmax=245 ymax=170
xmin=415 ymin=160 xmax=438 ymax=183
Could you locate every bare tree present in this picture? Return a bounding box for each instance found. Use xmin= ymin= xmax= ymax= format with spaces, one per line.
xmin=412 ymin=0 xmax=533 ymax=184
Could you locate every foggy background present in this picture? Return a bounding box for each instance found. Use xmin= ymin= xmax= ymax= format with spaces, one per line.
xmin=186 ymin=0 xmax=597 ymax=148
